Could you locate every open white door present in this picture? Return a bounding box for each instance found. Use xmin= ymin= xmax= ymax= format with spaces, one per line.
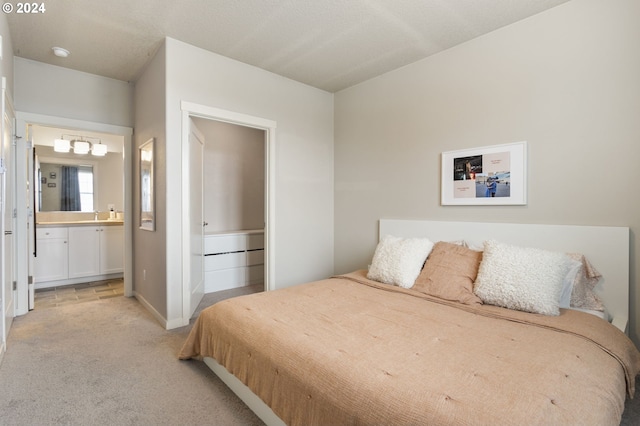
xmin=187 ymin=118 xmax=205 ymax=318
xmin=0 ymin=78 xmax=16 ymax=351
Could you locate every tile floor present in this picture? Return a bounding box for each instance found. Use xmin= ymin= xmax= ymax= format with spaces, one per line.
xmin=34 ymin=279 xmax=124 ymax=309
xmin=33 ymin=279 xmax=263 ymax=314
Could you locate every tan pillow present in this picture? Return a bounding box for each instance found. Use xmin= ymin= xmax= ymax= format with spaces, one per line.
xmin=413 ymin=241 xmax=483 ymax=305
xmin=566 ymin=253 xmax=604 ymax=311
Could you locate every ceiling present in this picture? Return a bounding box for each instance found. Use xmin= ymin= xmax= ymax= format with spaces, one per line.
xmin=7 ymin=0 xmax=571 ymax=93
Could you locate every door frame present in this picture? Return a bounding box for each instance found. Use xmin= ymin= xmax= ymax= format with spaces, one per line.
xmin=14 ymin=112 xmax=133 ymax=315
xmin=180 ymin=102 xmax=276 ymax=322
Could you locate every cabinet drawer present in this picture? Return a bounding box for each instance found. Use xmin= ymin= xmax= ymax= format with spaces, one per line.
xmin=246 ymin=249 xmax=264 ymax=266
xmin=246 ymin=265 xmax=264 ymax=284
xmin=205 ymin=268 xmax=246 ymax=292
xmin=204 ymin=252 xmax=246 ymax=271
xmin=247 ymin=233 xmax=264 ymax=250
xmin=204 ymin=234 xmax=245 ymax=254
xmin=36 ymin=227 xmax=68 ymax=240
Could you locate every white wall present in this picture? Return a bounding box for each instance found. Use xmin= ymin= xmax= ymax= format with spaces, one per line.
xmin=163 ymin=37 xmax=334 ymax=326
xmin=14 ymin=58 xmax=133 ymax=127
xmin=334 ymin=0 xmax=640 ymax=344
xmin=0 ymin=13 xmax=13 ymax=99
xmin=193 ymin=117 xmax=265 ymax=233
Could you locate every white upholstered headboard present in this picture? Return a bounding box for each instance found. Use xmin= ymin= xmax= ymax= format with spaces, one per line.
xmin=379 ymin=219 xmax=630 ymax=332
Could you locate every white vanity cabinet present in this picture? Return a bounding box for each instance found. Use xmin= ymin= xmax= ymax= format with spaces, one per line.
xmin=204 ymin=230 xmax=264 ymax=293
xmin=68 ymin=225 xmax=124 ymax=278
xmin=34 ymin=223 xmax=124 ymax=289
xmin=100 ymin=226 xmax=124 ymax=274
xmin=68 ymin=226 xmax=101 ymax=278
xmin=34 ymin=227 xmax=69 ymax=282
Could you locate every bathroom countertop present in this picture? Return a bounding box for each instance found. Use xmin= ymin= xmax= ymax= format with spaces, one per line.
xmin=36 ymin=220 xmax=124 ymax=227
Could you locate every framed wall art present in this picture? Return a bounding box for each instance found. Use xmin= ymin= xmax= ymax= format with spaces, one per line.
xmin=441 ymin=141 xmax=527 ymax=206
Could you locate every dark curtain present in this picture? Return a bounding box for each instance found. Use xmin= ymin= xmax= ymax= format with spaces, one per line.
xmin=60 ymin=166 xmax=81 ymax=211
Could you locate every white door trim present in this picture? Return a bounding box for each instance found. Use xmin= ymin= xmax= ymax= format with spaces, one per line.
xmin=180 ymin=101 xmax=276 ymax=324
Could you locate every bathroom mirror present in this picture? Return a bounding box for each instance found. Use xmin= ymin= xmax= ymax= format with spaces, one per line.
xmin=139 ymin=138 xmax=154 ymax=231
xmin=38 ymin=161 xmax=95 ymax=212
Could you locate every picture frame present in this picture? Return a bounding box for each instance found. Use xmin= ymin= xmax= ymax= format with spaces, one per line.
xmin=441 ymin=141 xmax=527 ymax=206
xmin=139 ymin=138 xmax=155 ymax=231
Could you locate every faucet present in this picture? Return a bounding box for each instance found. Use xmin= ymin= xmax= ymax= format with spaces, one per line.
xmin=94 ymin=211 xmax=99 ymax=221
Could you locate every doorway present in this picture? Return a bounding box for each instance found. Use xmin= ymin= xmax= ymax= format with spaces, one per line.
xmin=30 ymin=124 xmax=126 ymax=309
xmin=14 ymin=112 xmax=133 ymax=316
xmin=180 ymin=102 xmax=276 ymax=323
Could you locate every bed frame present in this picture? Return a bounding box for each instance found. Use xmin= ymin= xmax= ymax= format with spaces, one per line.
xmin=204 ymin=219 xmax=630 ymax=426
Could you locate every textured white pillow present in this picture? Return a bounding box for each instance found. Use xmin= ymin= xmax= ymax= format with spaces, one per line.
xmin=474 ymin=240 xmax=572 ymax=316
xmin=367 ymin=235 xmax=434 ymax=288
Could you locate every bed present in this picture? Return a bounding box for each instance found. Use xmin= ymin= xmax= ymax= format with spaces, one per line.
xmin=179 ymin=219 xmax=640 ymax=426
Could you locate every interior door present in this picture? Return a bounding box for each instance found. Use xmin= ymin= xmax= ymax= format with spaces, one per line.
xmin=1 ymin=80 xmax=16 ymax=350
xmin=188 ymin=119 xmax=205 ymax=317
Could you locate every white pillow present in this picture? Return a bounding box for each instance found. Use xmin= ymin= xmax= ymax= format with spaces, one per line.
xmin=367 ymin=235 xmax=434 ymax=288
xmin=559 ymin=258 xmax=581 ymax=308
xmin=459 ymin=242 xmax=580 ymax=304
xmin=473 ymin=240 xmax=573 ymax=316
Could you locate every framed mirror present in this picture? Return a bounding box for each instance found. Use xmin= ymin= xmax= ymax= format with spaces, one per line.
xmin=139 ymin=138 xmax=154 ymax=231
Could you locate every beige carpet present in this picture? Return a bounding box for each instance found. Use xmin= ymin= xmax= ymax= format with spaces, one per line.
xmin=1 ymin=284 xmax=639 ymax=425
xmin=0 ymin=286 xmax=265 ymax=426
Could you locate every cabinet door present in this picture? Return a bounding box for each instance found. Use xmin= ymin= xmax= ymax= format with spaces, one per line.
xmin=68 ymin=227 xmax=101 ymax=278
xmin=34 ymin=238 xmax=69 ymax=282
xmin=100 ymin=226 xmax=124 ymax=274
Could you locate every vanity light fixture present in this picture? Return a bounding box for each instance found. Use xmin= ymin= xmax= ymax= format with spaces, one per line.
xmin=55 ymin=134 xmax=108 ymax=156
xmin=53 ymin=138 xmax=71 ymax=153
xmin=73 ymin=140 xmax=90 ymax=155
xmin=91 ymin=142 xmax=107 ymax=156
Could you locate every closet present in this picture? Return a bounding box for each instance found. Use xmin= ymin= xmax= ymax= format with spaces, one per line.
xmin=204 ymin=230 xmax=264 ymax=292
xmin=192 ymin=118 xmax=265 ymax=293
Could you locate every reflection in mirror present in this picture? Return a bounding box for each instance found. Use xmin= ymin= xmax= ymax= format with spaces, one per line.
xmin=32 ymin=124 xmax=125 ymax=217
xmin=38 ymin=163 xmax=94 ymax=212
xmin=139 ymin=138 xmax=154 ymax=231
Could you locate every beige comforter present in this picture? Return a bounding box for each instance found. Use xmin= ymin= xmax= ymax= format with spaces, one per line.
xmin=179 ymin=270 xmax=640 ymax=426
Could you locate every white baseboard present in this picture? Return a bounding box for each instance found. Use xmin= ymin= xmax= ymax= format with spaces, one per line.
xmin=133 ymin=291 xmax=189 ymax=330
xmin=133 ymin=291 xmax=166 ymax=327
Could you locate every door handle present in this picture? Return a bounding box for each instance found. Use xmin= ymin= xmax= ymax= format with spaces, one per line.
xmin=202 ymin=222 xmax=208 ymax=227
